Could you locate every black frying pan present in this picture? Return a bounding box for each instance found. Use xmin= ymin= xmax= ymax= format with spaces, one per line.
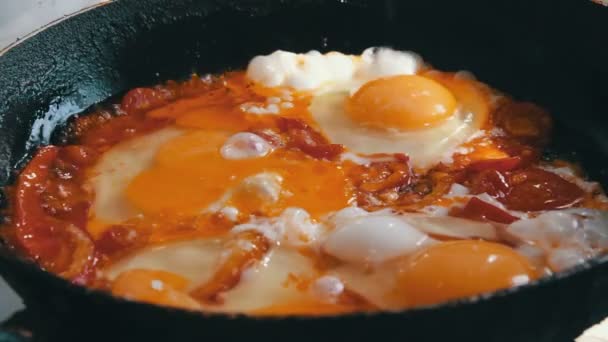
xmin=1 ymin=0 xmax=608 ymax=341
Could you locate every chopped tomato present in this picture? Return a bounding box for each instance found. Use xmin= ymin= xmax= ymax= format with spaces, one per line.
xmin=96 ymin=226 xmax=138 ymax=255
xmin=81 ymin=114 xmax=168 ymax=147
xmin=277 ymin=118 xmax=344 ymax=160
xmin=121 ymin=87 xmax=173 ymax=115
xmin=58 ymin=145 xmax=98 ymax=167
xmin=468 ymin=167 xmax=585 ymax=212
xmin=13 ymin=146 xmax=94 ymax=276
xmin=504 ymin=168 xmax=585 ymax=211
xmin=14 ymin=147 xmax=70 ymax=271
xmin=454 ymin=197 xmax=518 ymax=224
xmin=14 ymin=146 xmax=58 ymax=228
xmin=190 ymin=230 xmax=270 ymax=303
xmin=351 ymin=161 xmax=412 ymax=193
xmin=468 ymin=169 xmax=511 ymax=198
xmin=468 ymin=156 xmax=521 ymax=172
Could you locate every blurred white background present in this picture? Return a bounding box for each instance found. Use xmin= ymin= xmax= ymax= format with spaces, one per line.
xmin=0 ymin=0 xmax=105 ymax=49
xmin=0 ymin=0 xmax=104 ymax=321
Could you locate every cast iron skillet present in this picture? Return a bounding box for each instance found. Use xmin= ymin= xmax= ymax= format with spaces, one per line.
xmin=1 ymin=0 xmax=608 ymax=341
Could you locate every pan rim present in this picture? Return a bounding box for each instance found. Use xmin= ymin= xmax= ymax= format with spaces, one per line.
xmin=0 ymin=0 xmax=606 ymax=322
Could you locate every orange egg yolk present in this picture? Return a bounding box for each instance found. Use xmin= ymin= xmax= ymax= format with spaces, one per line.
xmin=396 ymin=240 xmax=538 ymax=307
xmin=126 ymin=130 xmax=352 ymax=219
xmin=346 ymin=75 xmax=457 ymax=130
xmin=111 ymin=269 xmax=200 ymax=310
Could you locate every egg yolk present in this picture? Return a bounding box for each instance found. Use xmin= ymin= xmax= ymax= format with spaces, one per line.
xmin=346 ymin=75 xmax=457 ymax=130
xmin=396 ymin=240 xmax=538 ymax=307
xmin=126 ymin=130 xmax=352 ymax=219
xmin=111 ymin=269 xmax=201 ymax=310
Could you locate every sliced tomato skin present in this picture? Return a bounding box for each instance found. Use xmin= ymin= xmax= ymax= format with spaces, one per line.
xmin=96 ymin=226 xmax=137 ymax=255
xmin=468 ymin=156 xmax=521 ymax=173
xmin=13 ymin=146 xmax=67 ymax=271
xmin=503 ymin=168 xmax=585 ymax=211
xmin=121 ymin=87 xmax=173 ymax=115
xmin=468 ymin=169 xmax=511 ymax=199
xmin=453 ymin=197 xmax=518 ymax=224
xmin=14 ymin=146 xmax=59 ymax=228
xmin=277 ymin=118 xmax=344 ymax=160
xmin=467 ymin=167 xmax=585 ymax=212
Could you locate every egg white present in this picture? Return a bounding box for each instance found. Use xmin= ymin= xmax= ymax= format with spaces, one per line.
xmin=87 ymin=127 xmax=183 ymax=231
xmin=246 ymin=47 xmax=485 ymax=170
xmin=309 ymin=91 xmax=481 ymax=169
xmin=104 ymin=238 xmax=317 ymax=312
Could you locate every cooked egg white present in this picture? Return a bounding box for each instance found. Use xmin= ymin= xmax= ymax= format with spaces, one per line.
xmin=246 ymin=48 xmax=490 ymax=169
xmin=246 ymin=47 xmax=421 ymax=93
xmin=104 ymin=237 xmax=318 ymax=313
xmin=87 ymin=128 xmax=183 ymax=237
xmin=506 ymin=209 xmax=608 ymax=271
xmin=309 ymin=91 xmax=480 ymax=169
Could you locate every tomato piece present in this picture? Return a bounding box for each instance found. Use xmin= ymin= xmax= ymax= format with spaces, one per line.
xmin=290 ymin=131 xmax=344 ymax=160
xmin=71 ymin=252 xmax=101 ymax=286
xmin=14 ymin=147 xmax=71 ymax=271
xmin=503 ymin=168 xmax=585 ymax=211
xmin=121 ymin=87 xmax=173 ymax=115
xmin=454 ymin=197 xmax=518 ymax=224
xmin=81 ymin=114 xmax=167 ymax=147
xmin=468 ymin=156 xmax=521 ymax=172
xmin=96 ymin=226 xmax=138 ymax=255
xmin=467 ymin=166 xmax=586 ymax=212
xmin=13 ymin=146 xmax=95 ymax=276
xmin=59 ymin=145 xmax=98 ymax=167
xmin=468 ymin=169 xmax=511 ymax=198
xmin=190 ymin=230 xmax=270 ymax=303
xmin=277 ymin=118 xmax=344 ymax=160
xmin=59 ymin=201 xmax=90 ymax=231
xmin=14 ymin=146 xmax=59 ymax=228
xmin=351 ymin=161 xmax=412 ymax=193
xmin=58 ymin=224 xmax=95 ymax=280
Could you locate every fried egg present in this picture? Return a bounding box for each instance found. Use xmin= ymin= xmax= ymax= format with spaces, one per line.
xmin=246 ymin=48 xmax=492 ymax=169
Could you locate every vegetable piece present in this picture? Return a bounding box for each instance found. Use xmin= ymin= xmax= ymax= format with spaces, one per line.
xmin=504 ymin=168 xmax=585 ymax=211
xmin=468 ymin=169 xmax=511 ymax=198
xmin=455 ymin=197 xmax=518 ymax=224
xmin=350 ymin=161 xmax=412 ymax=193
xmin=59 ymin=224 xmax=95 ymax=279
xmin=96 ymin=226 xmax=138 ymax=255
xmin=121 ymin=87 xmax=173 ymax=115
xmin=13 ymin=146 xmax=70 ymax=272
xmin=13 ymin=146 xmax=94 ymax=277
xmin=468 ymin=167 xmax=585 ymax=211
xmin=468 ymin=156 xmax=521 ymax=172
xmin=277 ymin=118 xmax=344 ymax=160
xmin=190 ymin=230 xmax=270 ymax=303
xmin=14 ymin=146 xmax=59 ymax=228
